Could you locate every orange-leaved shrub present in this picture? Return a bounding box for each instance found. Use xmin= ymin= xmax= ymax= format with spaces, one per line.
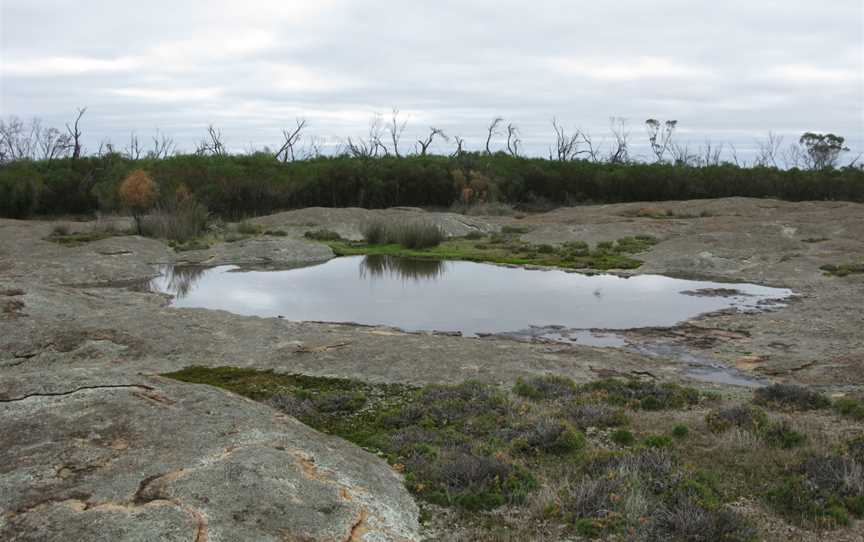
xmin=118 ymin=169 xmax=158 ymax=233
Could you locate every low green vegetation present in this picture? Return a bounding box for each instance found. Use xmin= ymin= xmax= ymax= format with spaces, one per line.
xmin=162 ymin=367 xmax=863 ymax=539
xmin=361 ymin=219 xmax=445 ymax=249
xmin=45 ymin=223 xmax=130 ymax=246
xmin=820 ymin=262 xmax=864 ymax=277
xmin=326 ymin=231 xmax=658 ymax=271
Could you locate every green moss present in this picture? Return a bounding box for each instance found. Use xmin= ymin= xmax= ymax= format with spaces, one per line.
xmin=500 ymin=225 xmax=531 ymax=234
xmin=324 ymin=234 xmax=655 ymax=271
xmin=820 ymin=262 xmax=864 ymax=277
xmin=265 ymin=229 xmax=288 ymax=236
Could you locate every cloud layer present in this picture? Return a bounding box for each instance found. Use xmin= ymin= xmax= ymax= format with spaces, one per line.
xmin=2 ymin=0 xmax=862 ymax=159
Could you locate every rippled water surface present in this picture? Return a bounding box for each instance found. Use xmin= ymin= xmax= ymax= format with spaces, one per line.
xmin=151 ymin=255 xmax=793 ymax=337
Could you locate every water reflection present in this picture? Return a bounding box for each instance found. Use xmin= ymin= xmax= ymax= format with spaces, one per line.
xmin=359 ymin=255 xmax=448 ymax=282
xmin=156 ymin=265 xmax=208 ymax=299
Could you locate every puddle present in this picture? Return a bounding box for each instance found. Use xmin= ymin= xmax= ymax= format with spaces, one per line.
xmin=152 ymin=255 xmax=793 ymax=337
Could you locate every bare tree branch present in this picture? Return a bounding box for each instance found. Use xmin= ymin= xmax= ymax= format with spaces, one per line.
xmin=505 ymin=123 xmax=521 ymax=157
xmin=65 ymin=107 xmax=86 ymax=159
xmin=416 ymin=127 xmax=447 ymax=156
xmin=484 ymin=117 xmax=504 ymax=155
xmin=387 ymin=108 xmax=408 ymax=158
xmin=274 ymin=118 xmax=307 ymax=162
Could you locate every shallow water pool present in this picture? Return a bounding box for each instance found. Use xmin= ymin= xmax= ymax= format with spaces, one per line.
xmin=151 ymin=255 xmax=792 ymax=337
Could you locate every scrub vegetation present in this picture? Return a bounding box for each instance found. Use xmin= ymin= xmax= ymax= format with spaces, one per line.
xmin=2 ymin=153 xmax=863 ymax=220
xmin=163 ymin=367 xmax=864 ymax=540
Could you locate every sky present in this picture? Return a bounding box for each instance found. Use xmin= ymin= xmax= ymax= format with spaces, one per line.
xmin=1 ymin=0 xmax=862 ymax=161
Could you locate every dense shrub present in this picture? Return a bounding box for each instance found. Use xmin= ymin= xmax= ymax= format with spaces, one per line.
xmin=753 ymin=384 xmax=831 ymax=411
xmin=2 ymin=153 xmax=862 ymax=219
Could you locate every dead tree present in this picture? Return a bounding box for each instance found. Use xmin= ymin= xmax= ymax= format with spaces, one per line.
xmin=551 ymin=118 xmax=580 ymax=161
xmin=700 ymin=140 xmax=724 ymax=167
xmin=387 ymin=108 xmax=408 ymax=158
xmin=346 ymin=115 xmax=387 ymax=159
xmin=65 ymin=108 xmax=86 ymax=159
xmin=505 ymin=123 xmax=521 ymax=157
xmin=450 ymin=135 xmax=466 ymax=158
xmin=124 ymin=132 xmax=143 ymax=160
xmin=645 ymin=118 xmax=677 ymax=163
xmin=274 ymin=118 xmax=307 ymax=162
xmin=579 ymin=131 xmax=601 ymax=163
xmin=754 ymin=132 xmax=783 ymax=168
xmin=38 ymin=126 xmax=72 ymax=161
xmin=416 ymin=127 xmax=447 ymax=156
xmin=484 ymin=117 xmax=504 ymax=154
xmin=608 ymin=117 xmax=630 ymax=163
xmin=150 ymin=130 xmax=176 ymax=159
xmin=196 ymin=125 xmax=227 ymax=157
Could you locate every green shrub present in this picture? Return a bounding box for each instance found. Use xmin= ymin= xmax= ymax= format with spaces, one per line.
xmin=834 ymin=397 xmax=864 ymax=420
xmin=583 ymin=378 xmax=704 ymax=410
xmin=753 ymin=383 xmax=831 ymax=411
xmin=611 ymin=429 xmax=635 ymax=446
xmin=644 ymin=435 xmax=673 ymax=448
xmin=304 ymin=229 xmax=343 ymax=241
xmin=513 ymin=375 xmax=577 ymax=400
xmin=140 ymin=199 xmax=209 ymax=242
xmin=672 ymin=425 xmax=689 ymax=438
xmin=705 ymin=405 xmax=768 ymax=433
xmin=236 ymin=221 xmax=262 ymax=235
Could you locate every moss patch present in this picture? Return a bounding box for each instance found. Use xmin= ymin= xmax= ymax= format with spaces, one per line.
xmin=325 ymin=234 xmax=658 ymax=271
xmin=820 ymin=262 xmax=864 ymax=277
xmin=46 ymin=230 xmax=127 ymax=246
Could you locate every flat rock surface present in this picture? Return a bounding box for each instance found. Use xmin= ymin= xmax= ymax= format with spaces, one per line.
xmin=0 ymin=371 xmax=418 ymax=542
xmin=2 ymin=197 xmax=864 ymax=540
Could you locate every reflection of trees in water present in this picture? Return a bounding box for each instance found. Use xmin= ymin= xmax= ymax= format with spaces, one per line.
xmin=360 ymin=255 xmax=448 ymax=282
xmin=158 ymin=265 xmax=208 ymax=299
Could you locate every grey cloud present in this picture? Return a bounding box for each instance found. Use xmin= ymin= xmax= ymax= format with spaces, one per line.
xmin=1 ymin=0 xmax=861 ymax=160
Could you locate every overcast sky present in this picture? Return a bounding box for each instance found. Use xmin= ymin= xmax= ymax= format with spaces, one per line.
xmin=1 ymin=0 xmax=862 ymax=161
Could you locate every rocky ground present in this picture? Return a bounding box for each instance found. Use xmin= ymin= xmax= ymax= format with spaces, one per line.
xmin=1 ymin=197 xmax=862 ymax=541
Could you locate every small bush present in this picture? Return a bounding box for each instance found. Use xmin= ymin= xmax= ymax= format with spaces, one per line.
xmin=118 ymin=169 xmax=158 ymax=234
xmin=565 ymin=402 xmax=628 ymax=429
xmin=753 ymin=383 xmax=831 ymax=411
xmin=760 ymin=420 xmax=807 ymax=449
xmin=265 ymin=229 xmax=288 ymax=236
xmin=304 ymin=229 xmax=343 ymax=241
xmin=140 ymin=198 xmax=209 ymax=242
xmin=583 ymin=379 xmax=703 ymax=410
xmin=705 ymin=405 xmax=768 ymax=433
xmin=362 ymin=219 xmax=445 ymax=249
xmin=611 ymin=429 xmax=635 ymax=446
xmin=512 ymin=419 xmax=585 ymax=455
xmin=672 ymin=425 xmax=689 ymax=439
xmin=463 ymin=230 xmax=484 ymax=240
xmin=236 ymin=221 xmax=262 ymax=235
xmin=650 ymin=494 xmax=757 ymax=542
xmin=513 ymin=375 xmax=577 ymax=400
xmin=833 ymin=397 xmax=864 ymax=420
xmin=644 ymin=435 xmax=673 ymax=448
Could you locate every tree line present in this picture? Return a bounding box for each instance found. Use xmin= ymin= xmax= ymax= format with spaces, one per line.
xmin=0 ymin=108 xmax=861 ymax=219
